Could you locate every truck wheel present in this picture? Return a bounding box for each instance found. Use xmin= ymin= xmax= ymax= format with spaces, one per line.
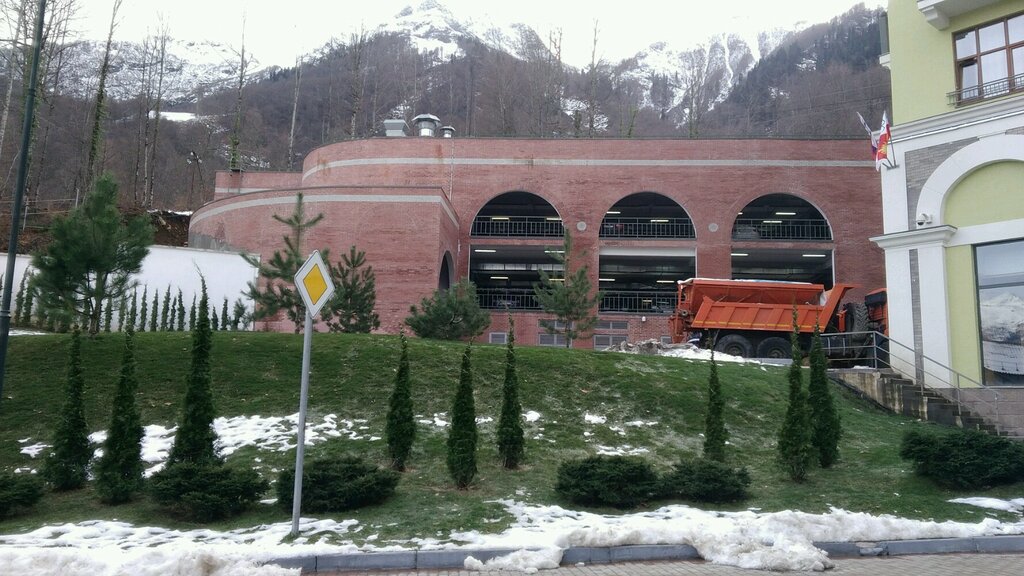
xmin=756 ymin=336 xmax=791 ymax=359
xmin=844 ymin=302 xmax=870 ymax=343
xmin=714 ymin=334 xmax=754 ymax=358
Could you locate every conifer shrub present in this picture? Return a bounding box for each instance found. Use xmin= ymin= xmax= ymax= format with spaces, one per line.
xmin=660 ymin=458 xmax=751 ymax=503
xmin=899 ymin=427 xmax=1024 ymax=489
xmin=555 ymin=455 xmax=659 ymax=508
xmin=149 ymin=462 xmax=268 ymax=522
xmin=703 ymin=350 xmax=727 ymax=462
xmin=276 ymin=456 xmax=399 ymax=512
xmin=497 ymin=318 xmax=525 ymax=469
xmin=94 ymin=330 xmax=145 ymax=504
xmin=0 ymin=473 xmax=44 ymax=518
xmin=43 ymin=327 xmax=91 ymax=491
xmin=385 ymin=332 xmax=415 ymax=471
xmin=447 ymin=344 xmax=478 ymax=489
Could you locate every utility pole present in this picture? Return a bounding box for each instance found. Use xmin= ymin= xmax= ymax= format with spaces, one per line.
xmin=0 ymin=0 xmax=47 ymax=409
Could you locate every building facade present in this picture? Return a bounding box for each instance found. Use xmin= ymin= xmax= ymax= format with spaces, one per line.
xmin=190 ymin=124 xmax=883 ymax=348
xmin=874 ymin=1 xmax=1024 ymax=397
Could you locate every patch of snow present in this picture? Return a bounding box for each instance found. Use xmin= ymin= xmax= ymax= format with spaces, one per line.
xmin=19 ymin=443 xmax=49 ymax=458
xmin=595 ymin=445 xmax=649 ymax=456
xmin=624 ymin=420 xmax=658 ymax=427
xmin=417 ymin=413 xmax=449 ymax=428
xmin=950 ymin=497 xmax=1024 ymax=515
xmin=476 ymin=416 xmax=494 ymax=425
xmin=523 ymin=411 xmax=541 ymax=422
xmin=464 ymin=547 xmax=562 ymax=573
xmin=583 ymin=413 xmax=606 ymax=425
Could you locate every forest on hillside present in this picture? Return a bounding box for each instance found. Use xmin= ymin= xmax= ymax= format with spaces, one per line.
xmin=0 ymin=1 xmax=889 ymax=229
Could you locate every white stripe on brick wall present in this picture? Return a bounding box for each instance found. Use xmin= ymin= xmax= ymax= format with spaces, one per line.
xmin=192 ymin=193 xmax=459 ymax=228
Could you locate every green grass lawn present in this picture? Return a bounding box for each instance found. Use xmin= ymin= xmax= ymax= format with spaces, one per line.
xmin=1 ymin=331 xmax=1020 ymax=543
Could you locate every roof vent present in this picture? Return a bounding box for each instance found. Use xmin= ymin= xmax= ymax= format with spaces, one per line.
xmin=440 ymin=125 xmax=455 ymax=138
xmin=383 ymin=118 xmax=407 ymax=137
xmin=411 ymin=113 xmax=441 ymax=137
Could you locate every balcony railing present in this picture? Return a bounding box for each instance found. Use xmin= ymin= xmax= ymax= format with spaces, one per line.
xmin=477 ymin=288 xmax=541 ymax=310
xmin=948 ymin=73 xmax=1024 ymax=106
xmin=471 ymin=216 xmax=564 ymax=237
xmin=732 ymin=218 xmax=832 ymax=241
xmin=599 ymin=217 xmax=696 ymax=239
xmin=599 ymin=290 xmax=675 ymax=314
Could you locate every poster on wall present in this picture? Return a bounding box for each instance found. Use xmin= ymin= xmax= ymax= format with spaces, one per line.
xmin=977 ymin=240 xmax=1024 ymax=386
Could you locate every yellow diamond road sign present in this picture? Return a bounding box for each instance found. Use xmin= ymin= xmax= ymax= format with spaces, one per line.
xmin=295 ymin=250 xmax=335 ymax=319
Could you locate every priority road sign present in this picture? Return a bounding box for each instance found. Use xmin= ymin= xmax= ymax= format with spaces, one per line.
xmin=294 ymin=250 xmax=335 ymax=318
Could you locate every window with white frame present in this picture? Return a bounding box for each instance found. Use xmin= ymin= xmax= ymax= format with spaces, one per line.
xmin=975 ymin=238 xmax=1024 ymax=386
xmin=538 ymin=333 xmax=567 ymax=347
xmin=489 ymin=332 xmax=508 ymax=345
xmin=593 ymin=334 xmax=628 ymax=348
xmin=954 ymin=13 xmax=1024 ymax=102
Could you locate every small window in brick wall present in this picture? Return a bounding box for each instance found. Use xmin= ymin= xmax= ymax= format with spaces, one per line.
xmin=595 ymin=320 xmax=629 ymax=331
xmin=594 ymin=334 xmax=628 ymax=349
xmin=489 ymin=332 xmax=508 ymax=345
xmin=539 ymin=319 xmax=566 ymax=331
xmin=660 ymin=336 xmax=674 ymax=345
xmin=538 ymin=333 xmax=567 ymax=347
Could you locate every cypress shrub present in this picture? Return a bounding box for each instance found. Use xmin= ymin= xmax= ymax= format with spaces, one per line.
xmin=149 ymin=291 xmax=158 ymax=332
xmin=661 ymin=458 xmax=751 ymax=503
xmin=102 ymin=296 xmax=113 ymax=332
xmin=703 ymin=349 xmax=727 ymax=462
xmin=167 ymin=279 xmax=218 ymax=466
xmin=150 ymin=462 xmax=267 ymax=522
xmin=0 ymin=474 xmax=44 ymax=518
xmin=117 ymin=295 xmax=127 ymax=332
xmin=221 ymin=297 xmax=229 ymax=330
xmin=776 ymin=315 xmax=814 ymax=482
xmin=42 ymin=327 xmax=91 ymax=491
xmin=899 ymin=427 xmax=1024 ymax=489
xmin=555 ymin=455 xmax=659 ymax=508
xmin=497 ymin=318 xmax=524 ymax=469
xmin=160 ymin=286 xmax=171 ymax=331
xmin=276 ymin=456 xmax=399 ymax=512
xmin=14 ymin=274 xmax=27 ymax=327
xmin=128 ymin=289 xmax=138 ymax=332
xmin=446 ymin=344 xmax=478 ymax=489
xmin=137 ymin=287 xmax=147 ymax=332
xmin=808 ymin=325 xmax=841 ymax=467
xmin=176 ymin=290 xmax=186 ymax=331
xmin=385 ymin=332 xmax=415 ymax=471
xmin=95 ymin=330 xmax=145 ymax=504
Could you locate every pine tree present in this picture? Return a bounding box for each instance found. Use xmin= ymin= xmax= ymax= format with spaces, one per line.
xmin=95 ymin=330 xmax=145 ymax=504
xmin=405 ymin=278 xmax=490 ymax=340
xmin=138 ymin=287 xmax=147 ymax=332
xmin=176 ymin=290 xmax=185 ymax=331
xmin=808 ymin=324 xmax=841 ymax=467
xmin=220 ymin=297 xmax=229 ymax=331
xmin=447 ymin=344 xmax=478 ymax=489
xmin=385 ymin=332 xmax=415 ymax=471
xmin=167 ymin=279 xmax=218 ymax=465
xmin=703 ymin=348 xmax=728 ymax=462
xmin=149 ymin=291 xmax=158 ymax=332
xmin=777 ymin=313 xmax=814 ymax=482
xmin=242 ymin=193 xmax=324 ymax=332
xmin=160 ymin=286 xmax=171 ymax=331
xmin=533 ymin=231 xmax=600 ymax=347
xmin=42 ymin=327 xmax=91 ymax=490
xmin=497 ymin=317 xmax=525 ymax=469
xmin=323 ymin=245 xmax=380 ymax=333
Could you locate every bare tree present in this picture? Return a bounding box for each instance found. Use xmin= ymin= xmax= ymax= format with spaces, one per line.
xmin=82 ymin=0 xmax=122 ymax=200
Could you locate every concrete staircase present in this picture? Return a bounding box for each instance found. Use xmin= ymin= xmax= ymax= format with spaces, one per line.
xmin=830 ymin=369 xmax=1022 ymax=438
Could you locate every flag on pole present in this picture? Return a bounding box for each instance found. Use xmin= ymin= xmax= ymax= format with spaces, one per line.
xmin=856 ymin=112 xmax=878 ymax=159
xmin=874 ymin=111 xmax=892 ymax=171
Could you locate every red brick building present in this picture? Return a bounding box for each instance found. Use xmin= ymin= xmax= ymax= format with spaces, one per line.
xmin=189 ymin=118 xmax=884 ymax=347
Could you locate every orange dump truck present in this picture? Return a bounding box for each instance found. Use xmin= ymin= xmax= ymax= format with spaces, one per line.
xmin=667 ymin=278 xmax=865 ymax=359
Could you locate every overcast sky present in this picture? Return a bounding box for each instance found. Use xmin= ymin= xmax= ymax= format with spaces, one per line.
xmin=72 ymin=0 xmax=886 ymax=68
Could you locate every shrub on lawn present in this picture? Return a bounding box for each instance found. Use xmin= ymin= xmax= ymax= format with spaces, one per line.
xmin=899 ymin=427 xmax=1024 ymax=489
xmin=276 ymin=456 xmax=399 ymax=512
xmin=149 ymin=462 xmax=268 ymax=522
xmin=555 ymin=455 xmax=659 ymax=509
xmin=660 ymin=458 xmax=752 ymax=503
xmin=0 ymin=473 xmax=44 ymax=518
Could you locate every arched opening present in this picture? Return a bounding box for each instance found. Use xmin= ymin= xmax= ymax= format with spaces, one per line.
xmin=438 ymin=251 xmax=454 ymax=290
xmin=600 ymin=192 xmax=694 ymax=239
xmin=471 ymin=191 xmax=563 ymax=237
xmin=731 ymin=193 xmax=834 ymax=286
xmin=470 ymin=191 xmax=562 ymax=310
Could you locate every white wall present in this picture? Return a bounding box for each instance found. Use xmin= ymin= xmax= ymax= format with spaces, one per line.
xmin=1 ymin=246 xmax=258 ymax=328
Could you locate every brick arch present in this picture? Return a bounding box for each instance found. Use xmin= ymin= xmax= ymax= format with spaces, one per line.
xmin=918 ymin=134 xmax=1024 ymax=226
xmin=470 ymin=190 xmax=562 ymax=221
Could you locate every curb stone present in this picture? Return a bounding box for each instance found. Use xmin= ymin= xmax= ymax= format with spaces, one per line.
xmin=267 ymin=535 xmax=1024 ymax=573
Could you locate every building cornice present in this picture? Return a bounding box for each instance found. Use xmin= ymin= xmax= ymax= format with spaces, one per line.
xmin=871 ymin=225 xmax=958 ymax=250
xmin=892 ymin=95 xmax=1024 ymax=144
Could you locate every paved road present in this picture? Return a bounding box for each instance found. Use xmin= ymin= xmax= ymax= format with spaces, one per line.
xmin=316 ymin=553 xmax=1024 ymax=575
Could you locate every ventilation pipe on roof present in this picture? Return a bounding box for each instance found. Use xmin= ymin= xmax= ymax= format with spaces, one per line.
xmin=440 ymin=125 xmax=455 ymax=138
xmin=412 ymin=113 xmax=441 ymax=137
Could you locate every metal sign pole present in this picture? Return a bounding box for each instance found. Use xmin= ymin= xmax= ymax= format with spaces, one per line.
xmin=290 ymin=309 xmax=314 ymax=537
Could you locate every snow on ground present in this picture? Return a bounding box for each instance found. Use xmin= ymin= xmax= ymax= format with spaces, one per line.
xmin=950 ymin=497 xmax=1024 ymax=515
xmin=4 ymin=499 xmax=1024 ymax=575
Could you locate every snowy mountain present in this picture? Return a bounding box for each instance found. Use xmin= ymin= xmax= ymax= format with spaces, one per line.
xmin=981 ymin=291 xmax=1024 ymax=343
